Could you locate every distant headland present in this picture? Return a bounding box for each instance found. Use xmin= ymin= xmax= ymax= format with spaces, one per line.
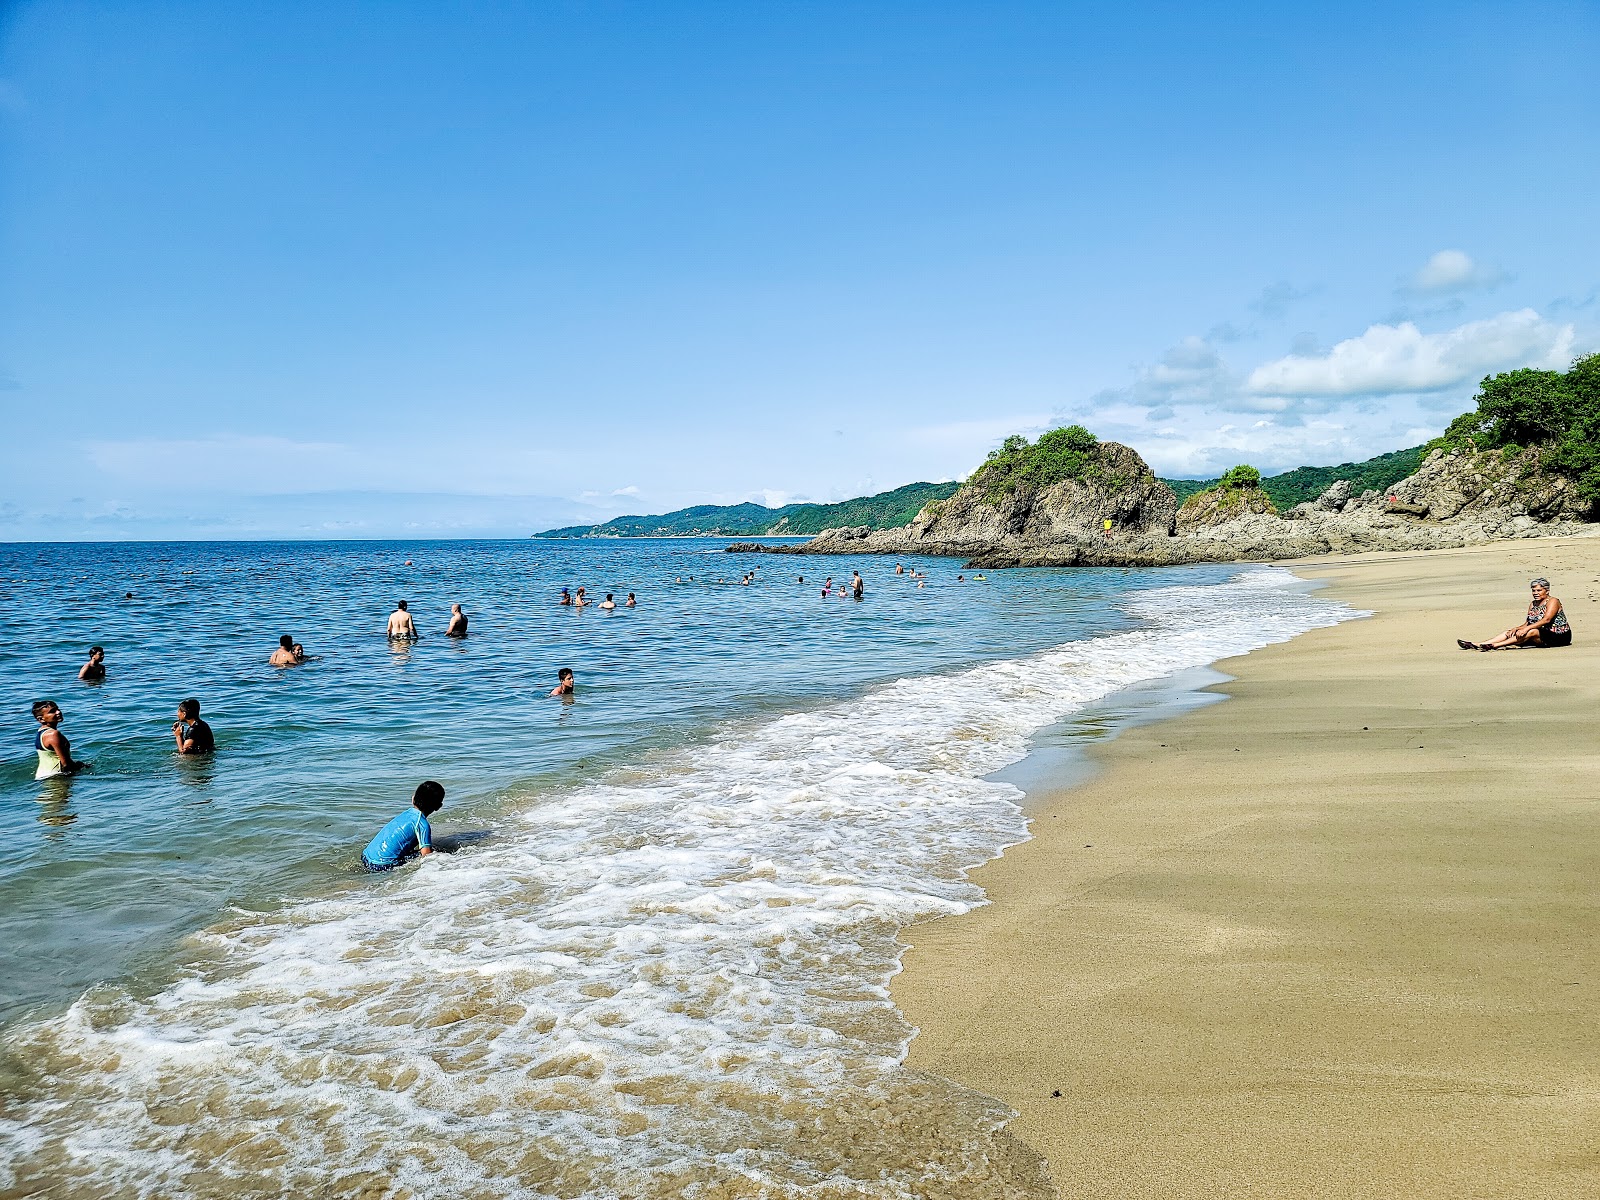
xmin=723 ymin=354 xmax=1600 ymax=566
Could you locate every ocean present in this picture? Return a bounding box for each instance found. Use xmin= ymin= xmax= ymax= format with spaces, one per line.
xmin=0 ymin=539 xmax=1354 ymax=1198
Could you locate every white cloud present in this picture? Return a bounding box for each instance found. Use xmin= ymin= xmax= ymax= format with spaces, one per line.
xmin=1245 ymin=309 xmax=1574 ymax=398
xmin=611 ymin=485 xmax=641 ymax=497
xmin=1405 ymin=249 xmax=1506 ymax=294
xmin=1091 ymin=336 xmax=1236 ymax=417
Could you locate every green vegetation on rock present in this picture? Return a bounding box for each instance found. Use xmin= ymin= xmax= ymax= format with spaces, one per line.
xmin=972 ymin=426 xmax=1104 ymax=500
xmin=1178 ymin=463 xmax=1276 ymax=518
xmin=534 ymin=481 xmax=961 ymax=538
xmin=1162 ymin=446 xmax=1427 ymax=510
xmin=1428 ymin=353 xmax=1600 ymax=502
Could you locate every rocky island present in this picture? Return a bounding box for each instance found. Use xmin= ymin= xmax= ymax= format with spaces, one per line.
xmin=729 ymin=355 xmax=1600 ymax=566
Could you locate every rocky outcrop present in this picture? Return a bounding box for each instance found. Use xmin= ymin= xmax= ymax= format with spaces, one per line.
xmin=1175 ymin=484 xmax=1276 ymax=534
xmin=729 ymin=442 xmax=1597 ymax=566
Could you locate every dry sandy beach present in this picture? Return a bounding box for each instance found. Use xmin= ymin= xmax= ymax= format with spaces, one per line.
xmin=894 ymin=535 xmax=1600 ymax=1199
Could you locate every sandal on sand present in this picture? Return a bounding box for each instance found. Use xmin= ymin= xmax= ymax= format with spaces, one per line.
xmin=1478 ymin=644 xmax=1496 ymax=652
xmin=1457 ymin=639 xmax=1476 ymax=650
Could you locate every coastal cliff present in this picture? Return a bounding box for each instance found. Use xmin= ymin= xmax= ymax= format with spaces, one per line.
xmin=728 ymin=356 xmax=1600 ymax=566
xmin=728 ymin=440 xmax=1596 ymax=567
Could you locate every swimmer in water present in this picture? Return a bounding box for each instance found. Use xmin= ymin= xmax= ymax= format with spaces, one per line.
xmin=600 ymin=593 xmax=616 ymax=610
xmin=446 ymin=604 xmax=468 ymax=637
xmin=559 ymin=588 xmax=573 ymax=606
xmin=78 ymin=646 xmax=106 ymax=682
xmin=172 ymin=698 xmax=216 ymax=755
xmin=625 ymin=593 xmax=636 ymax=607
xmin=270 ymin=634 xmax=298 ymax=666
xmin=573 ymin=589 xmax=589 ymax=609
xmin=292 ymin=643 xmax=310 ymax=662
xmin=361 ymin=780 xmax=444 ymax=871
xmin=549 ymin=667 xmax=575 ymax=697
xmin=896 ymin=563 xmax=904 ymax=575
xmin=852 ymin=571 xmax=864 ymax=600
xmin=387 ymin=601 xmax=419 ymax=640
xmin=32 ymin=700 xmax=87 ymax=779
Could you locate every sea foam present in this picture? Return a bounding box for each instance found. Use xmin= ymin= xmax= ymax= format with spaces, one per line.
xmin=0 ymin=567 xmax=1355 ymax=1199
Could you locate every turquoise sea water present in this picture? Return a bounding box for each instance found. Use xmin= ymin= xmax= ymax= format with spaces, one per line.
xmin=0 ymin=539 xmax=1222 ymax=1027
xmin=0 ymin=539 xmax=1353 ymax=1199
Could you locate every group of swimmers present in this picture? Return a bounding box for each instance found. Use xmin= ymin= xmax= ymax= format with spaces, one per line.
xmin=27 ymin=592 xmax=587 ymax=866
xmin=557 ymin=588 xmax=636 ymax=609
xmin=31 ymin=694 xmax=214 ymax=780
xmin=26 ymin=560 xmax=971 ymax=869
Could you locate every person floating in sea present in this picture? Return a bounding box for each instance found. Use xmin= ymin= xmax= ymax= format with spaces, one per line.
xmin=821 ymin=576 xmax=832 ymax=599
xmin=387 ymin=600 xmax=419 ymax=640
xmin=270 ymin=634 xmax=299 ymax=666
xmin=172 ymin=698 xmax=216 ymax=755
xmin=600 ymin=593 xmax=617 ymax=611
xmin=1458 ymin=578 xmax=1573 ymax=651
xmin=549 ymin=667 xmax=575 ymax=697
xmin=292 ymin=642 xmax=311 ymax=662
xmin=851 ymin=571 xmax=864 ymax=600
xmin=361 ymin=781 xmax=444 ymax=872
xmin=32 ymin=700 xmax=87 ymax=779
xmin=559 ymin=588 xmax=573 ymax=606
xmin=78 ymin=646 xmax=106 ymax=682
xmin=446 ymin=604 xmax=469 ymax=637
xmin=625 ymin=593 xmax=636 ymax=607
xmin=895 ymin=563 xmax=904 ymax=574
xmin=573 ymin=588 xmax=589 ymax=609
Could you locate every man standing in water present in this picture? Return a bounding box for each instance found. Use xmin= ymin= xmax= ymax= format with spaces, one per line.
xmin=32 ymin=700 xmax=87 ymax=778
xmin=852 ymin=571 xmax=865 ymax=600
xmin=446 ymin=604 xmax=469 ymax=637
xmin=78 ymin=646 xmax=106 ymax=681
xmin=172 ymin=699 xmax=216 ymax=755
xmin=388 ymin=601 xmax=419 ymax=640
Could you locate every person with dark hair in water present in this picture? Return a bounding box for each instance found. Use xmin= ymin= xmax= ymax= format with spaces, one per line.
xmin=78 ymin=646 xmax=106 ymax=682
xmin=387 ymin=601 xmax=419 ymax=640
xmin=362 ymin=781 xmax=445 ymax=871
xmin=549 ymin=667 xmax=575 ymax=697
xmin=1459 ymin=578 xmax=1573 ymax=651
xmin=32 ymin=700 xmax=87 ymax=779
xmin=270 ymin=634 xmax=298 ymax=666
xmin=172 ymin=699 xmax=215 ymax=755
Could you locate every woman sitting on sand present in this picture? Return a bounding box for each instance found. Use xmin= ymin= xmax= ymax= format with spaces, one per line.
xmin=1459 ymin=578 xmax=1572 ymax=651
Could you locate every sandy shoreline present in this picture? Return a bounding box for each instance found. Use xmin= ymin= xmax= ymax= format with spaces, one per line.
xmin=893 ymin=535 xmax=1600 ymax=1199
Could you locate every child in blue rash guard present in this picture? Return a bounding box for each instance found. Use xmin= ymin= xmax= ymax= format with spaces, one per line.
xmin=362 ymin=781 xmax=445 ymax=871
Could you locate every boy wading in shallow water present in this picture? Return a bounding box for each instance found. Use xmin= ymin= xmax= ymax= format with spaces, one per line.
xmin=172 ymin=699 xmax=216 ymax=754
xmin=32 ymin=700 xmax=88 ymax=779
xmin=362 ymin=781 xmax=445 ymax=871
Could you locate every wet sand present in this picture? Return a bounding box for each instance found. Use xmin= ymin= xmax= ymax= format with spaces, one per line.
xmin=893 ymin=535 xmax=1600 ymax=1199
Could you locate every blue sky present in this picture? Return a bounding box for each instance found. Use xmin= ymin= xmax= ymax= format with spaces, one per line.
xmin=2 ymin=1 xmax=1596 ymax=539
